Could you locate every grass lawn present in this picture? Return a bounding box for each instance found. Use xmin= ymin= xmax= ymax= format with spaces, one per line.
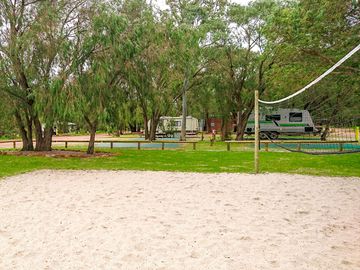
xmin=0 ymin=147 xmax=360 ymax=178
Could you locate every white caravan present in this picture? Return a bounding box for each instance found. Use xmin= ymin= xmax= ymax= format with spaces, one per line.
xmin=150 ymin=116 xmax=199 ymax=135
xmin=245 ymin=108 xmax=319 ymax=139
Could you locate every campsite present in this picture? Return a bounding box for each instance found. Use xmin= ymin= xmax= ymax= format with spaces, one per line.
xmin=0 ymin=0 xmax=359 ymax=269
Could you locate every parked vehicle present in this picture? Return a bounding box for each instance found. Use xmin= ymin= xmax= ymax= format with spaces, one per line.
xmin=245 ymin=108 xmax=319 ymax=139
xmin=149 ymin=116 xmax=199 ymax=137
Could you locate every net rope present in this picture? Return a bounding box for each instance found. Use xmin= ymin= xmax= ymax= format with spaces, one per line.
xmin=259 ymin=43 xmax=360 ymax=105
xmin=254 ymin=44 xmax=360 ymax=154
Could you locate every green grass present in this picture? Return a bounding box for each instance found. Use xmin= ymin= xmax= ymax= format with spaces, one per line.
xmin=1 ymin=147 xmax=360 ymax=178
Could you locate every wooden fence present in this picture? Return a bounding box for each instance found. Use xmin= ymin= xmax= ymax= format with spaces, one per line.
xmin=0 ymin=140 xmax=198 ymax=150
xmin=225 ymin=140 xmax=358 ymax=152
xmin=1 ymin=139 xmax=357 ymax=152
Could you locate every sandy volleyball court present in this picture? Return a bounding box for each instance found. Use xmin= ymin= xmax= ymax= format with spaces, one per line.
xmin=0 ymin=171 xmax=359 ymax=269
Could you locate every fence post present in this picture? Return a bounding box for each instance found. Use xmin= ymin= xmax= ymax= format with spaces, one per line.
xmin=137 ymin=142 xmax=141 ymax=150
xmin=339 ymin=143 xmax=344 ymax=152
xmin=356 ymin=127 xmax=360 ymax=143
xmin=110 ymin=142 xmax=113 ymax=149
xmin=254 ymin=90 xmax=260 ymax=174
xmin=65 ymin=141 xmax=68 ymax=148
xmin=265 ymin=142 xmax=269 ymax=152
xmin=227 ymin=142 xmax=230 ymax=151
xmin=13 ymin=141 xmax=16 ymax=149
xmin=193 ymin=142 xmax=196 ymax=150
xmin=162 ymin=142 xmax=164 ymax=150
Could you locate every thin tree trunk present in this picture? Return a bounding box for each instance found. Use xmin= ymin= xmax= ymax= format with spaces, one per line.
xmin=204 ymin=111 xmax=209 ymax=133
xmin=14 ymin=110 xmax=34 ymax=151
xmin=180 ymin=73 xmax=190 ymax=141
xmin=87 ymin=125 xmax=97 ymax=154
xmin=221 ymin=116 xmax=231 ymax=141
xmin=149 ymin=112 xmax=160 ymax=141
xmin=84 ymin=116 xmax=97 ymax=155
xmin=236 ymin=111 xmax=252 ymax=141
xmin=143 ymin=115 xmax=149 ymax=140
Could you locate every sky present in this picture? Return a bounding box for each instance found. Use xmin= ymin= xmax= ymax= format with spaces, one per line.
xmin=155 ymin=0 xmax=252 ymax=10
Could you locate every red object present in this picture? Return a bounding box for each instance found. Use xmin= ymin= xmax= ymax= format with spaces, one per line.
xmin=206 ymin=117 xmax=235 ymax=133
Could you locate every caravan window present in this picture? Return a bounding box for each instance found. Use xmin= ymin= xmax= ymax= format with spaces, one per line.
xmin=174 ymin=120 xmax=181 ymax=127
xmin=265 ymin=114 xmax=281 ymax=121
xmin=289 ymin=112 xmax=302 ymax=122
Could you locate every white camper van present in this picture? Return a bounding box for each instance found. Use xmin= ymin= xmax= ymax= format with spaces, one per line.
xmin=149 ymin=116 xmax=199 ymax=136
xmin=245 ymin=108 xmax=319 ymax=139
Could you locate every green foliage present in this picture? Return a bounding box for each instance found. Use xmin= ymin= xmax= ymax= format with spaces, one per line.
xmin=263 ymin=0 xmax=359 ymax=122
xmin=0 ymin=149 xmax=359 ymax=178
xmin=0 ymin=0 xmax=359 ymax=147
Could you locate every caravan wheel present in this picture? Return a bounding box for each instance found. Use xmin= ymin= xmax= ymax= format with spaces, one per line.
xmin=269 ymin=132 xmax=279 ymax=140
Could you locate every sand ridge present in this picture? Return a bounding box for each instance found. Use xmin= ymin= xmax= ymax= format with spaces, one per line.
xmin=0 ymin=170 xmax=359 ymax=269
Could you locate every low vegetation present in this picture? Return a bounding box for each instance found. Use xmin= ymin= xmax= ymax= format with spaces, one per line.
xmin=1 ymin=147 xmax=359 ymax=178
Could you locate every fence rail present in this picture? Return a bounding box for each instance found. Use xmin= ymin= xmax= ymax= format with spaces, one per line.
xmin=1 ymin=139 xmax=357 ymax=152
xmin=225 ymin=140 xmax=358 ymax=152
xmin=0 ymin=140 xmax=198 ymax=150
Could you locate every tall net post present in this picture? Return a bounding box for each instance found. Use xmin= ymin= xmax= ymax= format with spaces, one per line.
xmin=254 ymin=90 xmax=260 ymax=173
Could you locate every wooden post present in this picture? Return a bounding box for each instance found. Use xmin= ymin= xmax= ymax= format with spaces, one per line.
xmin=110 ymin=142 xmax=113 ymax=149
xmin=227 ymin=142 xmax=230 ymax=151
xmin=137 ymin=142 xmax=141 ymax=150
xmin=192 ymin=142 xmax=196 ymax=150
xmin=265 ymin=142 xmax=269 ymax=152
xmin=162 ymin=142 xmax=164 ymax=150
xmin=297 ymin=143 xmax=301 ymax=151
xmin=356 ymin=127 xmax=360 ymax=143
xmin=254 ymin=90 xmax=260 ymax=174
xmin=13 ymin=141 xmax=16 ymax=149
xmin=65 ymin=141 xmax=68 ymax=148
xmin=339 ymin=143 xmax=343 ymax=152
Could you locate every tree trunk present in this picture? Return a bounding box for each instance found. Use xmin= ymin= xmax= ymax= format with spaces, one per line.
xmin=33 ymin=116 xmax=53 ymax=151
xmin=180 ymin=75 xmax=190 ymax=141
xmin=204 ymin=111 xmax=209 ymax=133
xmin=149 ymin=113 xmax=160 ymax=141
xmin=180 ymin=94 xmax=187 ymax=141
xmin=87 ymin=125 xmax=97 ymax=155
xmin=220 ymin=116 xmax=230 ymax=141
xmin=129 ymin=123 xmax=137 ymax=133
xmin=14 ymin=110 xmax=34 ymax=151
xmin=321 ymin=124 xmax=330 ymax=141
xmin=143 ymin=115 xmax=149 ymax=140
xmin=236 ymin=111 xmax=252 ymax=140
xmin=84 ymin=116 xmax=97 ymax=155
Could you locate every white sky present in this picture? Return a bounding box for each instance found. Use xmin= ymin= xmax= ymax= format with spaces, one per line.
xmin=155 ymin=0 xmax=252 ymax=10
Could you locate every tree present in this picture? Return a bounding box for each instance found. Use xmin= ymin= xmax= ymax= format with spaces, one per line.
xmin=166 ymin=0 xmax=217 ymax=141
xmin=201 ymin=0 xmax=277 ymax=140
xmin=63 ymin=3 xmax=129 ymax=154
xmin=0 ymin=0 xmax=89 ymax=151
xmin=119 ymin=0 xmax=180 ymax=141
xmin=263 ymin=0 xmax=360 ymax=138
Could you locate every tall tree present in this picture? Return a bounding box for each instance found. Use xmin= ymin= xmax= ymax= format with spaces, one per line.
xmin=0 ymin=0 xmax=89 ymax=150
xmin=63 ymin=3 xmax=130 ymax=154
xmin=167 ymin=0 xmax=217 ymax=141
xmin=263 ymin=0 xmax=360 ymax=137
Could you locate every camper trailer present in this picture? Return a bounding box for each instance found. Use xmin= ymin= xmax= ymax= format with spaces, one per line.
xmin=245 ymin=108 xmax=319 ymax=139
xmin=149 ymin=116 xmax=199 ymax=137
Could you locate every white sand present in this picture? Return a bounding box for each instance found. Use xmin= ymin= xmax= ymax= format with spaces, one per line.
xmin=0 ymin=170 xmax=359 ymax=270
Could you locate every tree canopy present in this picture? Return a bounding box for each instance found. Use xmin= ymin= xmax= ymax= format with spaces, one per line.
xmin=0 ymin=0 xmax=358 ymax=151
